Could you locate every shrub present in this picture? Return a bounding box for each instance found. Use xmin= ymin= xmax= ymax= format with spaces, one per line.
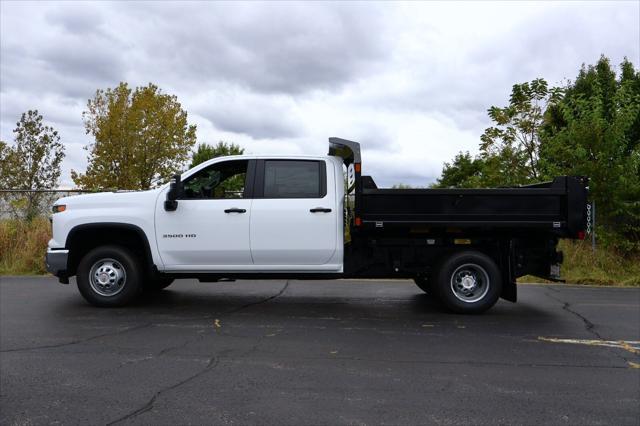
xmin=0 ymin=217 xmax=51 ymax=275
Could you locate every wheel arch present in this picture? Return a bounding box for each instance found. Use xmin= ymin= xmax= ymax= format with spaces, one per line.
xmin=65 ymin=223 xmax=156 ymax=277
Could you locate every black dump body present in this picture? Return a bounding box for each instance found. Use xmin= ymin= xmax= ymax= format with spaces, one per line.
xmin=359 ymin=176 xmax=589 ymax=239
xmin=329 ymin=136 xmax=589 ymax=238
xmin=329 ymin=137 xmax=590 ymax=297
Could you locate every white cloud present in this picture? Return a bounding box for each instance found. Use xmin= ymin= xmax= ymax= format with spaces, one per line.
xmin=1 ymin=1 xmax=638 ymax=187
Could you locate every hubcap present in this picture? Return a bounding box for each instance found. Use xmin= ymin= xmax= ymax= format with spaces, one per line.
xmin=89 ymin=258 xmax=126 ymax=297
xmin=450 ymin=263 xmax=490 ymax=303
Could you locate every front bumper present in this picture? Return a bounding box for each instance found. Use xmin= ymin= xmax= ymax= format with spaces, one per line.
xmin=45 ymin=249 xmax=69 ymax=283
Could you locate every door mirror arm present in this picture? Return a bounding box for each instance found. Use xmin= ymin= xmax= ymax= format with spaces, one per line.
xmin=164 ymin=174 xmax=182 ymax=211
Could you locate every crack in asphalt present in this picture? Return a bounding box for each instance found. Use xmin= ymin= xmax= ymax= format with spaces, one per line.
xmin=88 ymin=280 xmax=291 ymax=381
xmin=0 ymin=323 xmax=154 ymax=353
xmin=155 ymin=280 xmax=291 ymax=357
xmin=543 ymin=289 xmax=634 ymax=365
xmin=2 ymin=280 xmax=291 ymax=355
xmin=104 ymin=345 xmax=630 ymax=425
xmin=544 ymin=290 xmax=601 ymax=339
xmin=224 ymin=279 xmax=291 ymax=315
xmin=105 ymin=280 xmax=290 ymax=425
xmin=106 ymin=356 xmax=221 ymax=426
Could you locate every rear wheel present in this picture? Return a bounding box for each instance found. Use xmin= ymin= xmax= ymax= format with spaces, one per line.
xmin=432 ymin=251 xmax=502 ymax=314
xmin=76 ymin=245 xmax=144 ymax=307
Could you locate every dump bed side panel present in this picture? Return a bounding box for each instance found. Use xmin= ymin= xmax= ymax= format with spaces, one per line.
xmin=361 ymin=192 xmax=564 ymax=224
xmin=359 ymin=177 xmax=587 ymax=237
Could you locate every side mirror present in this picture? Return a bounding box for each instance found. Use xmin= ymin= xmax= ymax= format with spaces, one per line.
xmin=164 ymin=174 xmax=182 ymax=211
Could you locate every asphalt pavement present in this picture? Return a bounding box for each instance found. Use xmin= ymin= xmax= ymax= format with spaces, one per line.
xmin=1 ymin=276 xmax=639 ymax=425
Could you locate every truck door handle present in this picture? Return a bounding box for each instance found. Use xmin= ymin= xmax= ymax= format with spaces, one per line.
xmin=310 ymin=207 xmax=332 ymax=213
xmin=224 ymin=208 xmax=246 ymax=213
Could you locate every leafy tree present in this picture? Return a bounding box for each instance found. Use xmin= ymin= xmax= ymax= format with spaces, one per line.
xmin=540 ymin=56 xmax=640 ymax=251
xmin=433 ymin=79 xmax=561 ymax=189
xmin=190 ymin=141 xmax=244 ymax=168
xmin=72 ymin=82 xmax=197 ymax=190
xmin=0 ymin=140 xmax=9 ymax=180
xmin=480 ymin=78 xmax=561 ymax=183
xmin=433 ymin=151 xmax=486 ymax=188
xmin=433 ymin=56 xmax=640 ymax=253
xmin=0 ymin=110 xmax=65 ymax=220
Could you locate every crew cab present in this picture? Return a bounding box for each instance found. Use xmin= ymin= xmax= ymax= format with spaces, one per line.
xmin=46 ymin=138 xmax=589 ymax=313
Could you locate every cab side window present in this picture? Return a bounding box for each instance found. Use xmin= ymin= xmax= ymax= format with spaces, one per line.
xmin=263 ymin=160 xmax=326 ymax=198
xmin=182 ymin=160 xmax=248 ymax=199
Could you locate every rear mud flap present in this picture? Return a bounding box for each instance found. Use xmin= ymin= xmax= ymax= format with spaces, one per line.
xmin=501 ymin=280 xmax=517 ymax=303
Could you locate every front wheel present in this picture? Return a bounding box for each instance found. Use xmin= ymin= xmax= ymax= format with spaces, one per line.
xmin=76 ymin=245 xmax=144 ymax=307
xmin=432 ymin=251 xmax=502 ymax=314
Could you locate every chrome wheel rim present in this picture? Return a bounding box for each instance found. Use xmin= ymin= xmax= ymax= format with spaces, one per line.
xmin=89 ymin=258 xmax=126 ymax=297
xmin=450 ymin=263 xmax=490 ymax=303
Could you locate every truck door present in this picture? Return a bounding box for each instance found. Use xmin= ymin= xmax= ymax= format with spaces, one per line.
xmin=250 ymin=159 xmax=338 ymax=266
xmin=155 ymin=159 xmax=254 ymax=270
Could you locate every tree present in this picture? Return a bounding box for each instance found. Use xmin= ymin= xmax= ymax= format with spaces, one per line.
xmin=433 ymin=79 xmax=560 ymax=190
xmin=432 ymin=56 xmax=640 ymax=252
xmin=0 ymin=140 xmax=9 ymax=181
xmin=190 ymin=141 xmax=244 ymax=168
xmin=433 ymin=152 xmax=486 ymax=188
xmin=0 ymin=110 xmax=65 ymax=220
xmin=0 ymin=140 xmax=11 ymax=216
xmin=72 ymin=82 xmax=197 ymax=190
xmin=540 ymin=56 xmax=640 ymax=251
xmin=480 ymin=78 xmax=561 ymax=184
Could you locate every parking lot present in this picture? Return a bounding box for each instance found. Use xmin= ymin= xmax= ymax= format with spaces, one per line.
xmin=1 ymin=276 xmax=639 ymax=425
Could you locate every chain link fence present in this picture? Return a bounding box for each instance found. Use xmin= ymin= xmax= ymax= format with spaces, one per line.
xmin=0 ymin=189 xmax=94 ymax=219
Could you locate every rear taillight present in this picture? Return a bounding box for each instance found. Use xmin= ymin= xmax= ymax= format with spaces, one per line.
xmin=577 ymin=230 xmax=585 ymax=240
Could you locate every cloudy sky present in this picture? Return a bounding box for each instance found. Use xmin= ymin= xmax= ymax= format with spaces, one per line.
xmin=1 ymin=1 xmax=638 ymax=188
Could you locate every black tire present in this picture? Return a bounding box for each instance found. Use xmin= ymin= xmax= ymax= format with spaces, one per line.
xmin=432 ymin=251 xmax=502 ymax=314
xmin=145 ymin=277 xmax=174 ymax=292
xmin=76 ymin=245 xmax=144 ymax=307
xmin=413 ymin=276 xmax=431 ymax=294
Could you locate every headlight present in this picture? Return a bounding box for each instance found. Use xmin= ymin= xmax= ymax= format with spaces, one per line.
xmin=52 ymin=204 xmax=67 ymax=213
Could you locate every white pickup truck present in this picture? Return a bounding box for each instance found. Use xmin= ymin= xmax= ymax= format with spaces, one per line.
xmin=46 ymin=138 xmax=589 ymax=313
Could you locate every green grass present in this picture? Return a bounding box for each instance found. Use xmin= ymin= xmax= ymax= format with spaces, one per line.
xmin=0 ymin=217 xmax=51 ymax=275
xmin=1 ymin=218 xmax=638 ymax=285
xmin=518 ymin=239 xmax=640 ymax=286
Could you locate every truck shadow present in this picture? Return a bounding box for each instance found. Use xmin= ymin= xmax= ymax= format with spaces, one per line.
xmin=122 ymin=286 xmax=550 ymax=321
xmin=50 ymin=280 xmax=552 ymax=326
